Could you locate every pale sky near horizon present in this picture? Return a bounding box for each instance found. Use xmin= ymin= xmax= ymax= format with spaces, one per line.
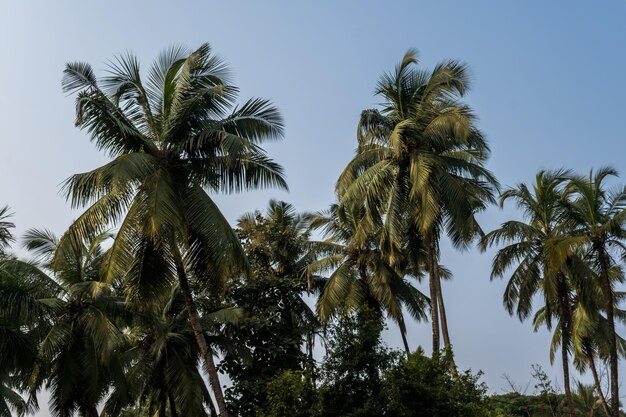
xmin=3 ymin=1 xmax=626 ymax=413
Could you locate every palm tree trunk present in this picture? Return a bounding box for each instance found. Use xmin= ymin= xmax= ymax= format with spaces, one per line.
xmin=86 ymin=406 xmax=99 ymax=417
xmin=171 ymin=242 xmax=229 ymax=417
xmin=434 ymin=274 xmax=452 ymax=352
xmin=586 ymin=345 xmax=611 ymax=417
xmin=306 ymin=330 xmax=317 ymax=387
xmin=425 ymin=234 xmax=440 ymax=355
xmin=559 ymin=318 xmax=574 ymax=417
xmin=598 ymin=248 xmax=619 ymax=417
xmin=398 ymin=314 xmax=411 ymax=356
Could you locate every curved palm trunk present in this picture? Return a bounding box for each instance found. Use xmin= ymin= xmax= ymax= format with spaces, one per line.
xmin=586 ymin=345 xmax=611 ymax=417
xmin=425 ymin=234 xmax=440 ymax=355
xmin=598 ymin=248 xmax=619 ymax=417
xmin=171 ymin=243 xmax=229 ymax=417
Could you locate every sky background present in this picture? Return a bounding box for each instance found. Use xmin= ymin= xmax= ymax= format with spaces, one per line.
xmin=2 ymin=1 xmax=626 ymax=413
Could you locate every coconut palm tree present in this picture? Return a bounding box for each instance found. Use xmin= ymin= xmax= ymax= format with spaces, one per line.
xmin=306 ymin=203 xmax=429 ymax=353
xmin=61 ymin=43 xmax=286 ymax=416
xmin=23 ymin=229 xmax=128 ymax=417
xmin=0 ymin=213 xmax=61 ymax=417
xmin=564 ymin=167 xmax=626 ymax=417
xmin=480 ymin=170 xmax=578 ymax=416
xmin=109 ymin=285 xmax=243 ymax=417
xmin=337 ymin=50 xmax=497 ymax=354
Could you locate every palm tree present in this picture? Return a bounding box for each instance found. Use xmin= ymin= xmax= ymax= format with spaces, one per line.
xmin=337 ymin=50 xmax=497 ymax=354
xmin=564 ymin=167 xmax=626 ymax=417
xmin=110 ymin=286 xmax=242 ymax=417
xmin=23 ymin=229 xmax=128 ymax=417
xmin=480 ymin=170 xmax=578 ymax=416
xmin=61 ymin=43 xmax=286 ymax=416
xmin=573 ymin=381 xmax=604 ymax=417
xmin=0 ymin=213 xmax=61 ymax=417
xmin=306 ymin=203 xmax=429 ymax=353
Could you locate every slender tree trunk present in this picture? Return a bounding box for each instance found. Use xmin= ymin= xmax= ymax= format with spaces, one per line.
xmin=171 ymin=241 xmax=229 ymax=417
xmin=586 ymin=345 xmax=612 ymax=417
xmin=425 ymin=233 xmax=440 ymax=355
xmin=434 ymin=274 xmax=452 ymax=352
xmin=557 ymin=273 xmax=575 ymax=417
xmin=398 ymin=314 xmax=411 ymax=356
xmin=598 ymin=247 xmax=619 ymax=417
xmin=433 ymin=272 xmax=457 ymax=376
xmin=559 ymin=318 xmax=574 ymax=417
xmin=306 ymin=330 xmax=317 ymax=387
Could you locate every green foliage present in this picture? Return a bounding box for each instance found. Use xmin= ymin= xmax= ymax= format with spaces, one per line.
xmin=261 ymin=371 xmax=319 ymax=417
xmin=383 ymin=349 xmax=490 ymax=417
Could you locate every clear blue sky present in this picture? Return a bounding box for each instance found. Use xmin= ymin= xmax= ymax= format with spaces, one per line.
xmin=2 ymin=1 xmax=626 ymax=409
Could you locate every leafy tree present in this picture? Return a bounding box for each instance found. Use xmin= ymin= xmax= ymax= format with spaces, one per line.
xmin=383 ymin=349 xmax=490 ymax=417
xmin=337 ymin=49 xmax=497 ymax=354
xmin=220 ymin=201 xmax=318 ymax=415
xmin=61 ymin=43 xmax=286 ymax=416
xmin=317 ymin=308 xmax=393 ymax=417
xmin=260 ymin=371 xmax=319 ymax=417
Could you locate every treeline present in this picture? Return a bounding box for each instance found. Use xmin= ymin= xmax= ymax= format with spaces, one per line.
xmin=0 ymin=43 xmax=624 ymax=417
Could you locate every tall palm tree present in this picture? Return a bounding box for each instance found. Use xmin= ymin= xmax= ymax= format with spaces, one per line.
xmin=306 ymin=203 xmax=429 ymax=353
xmin=480 ymin=170 xmax=578 ymax=416
xmin=61 ymin=43 xmax=286 ymax=416
xmin=564 ymin=167 xmax=626 ymax=417
xmin=337 ymin=50 xmax=497 ymax=354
